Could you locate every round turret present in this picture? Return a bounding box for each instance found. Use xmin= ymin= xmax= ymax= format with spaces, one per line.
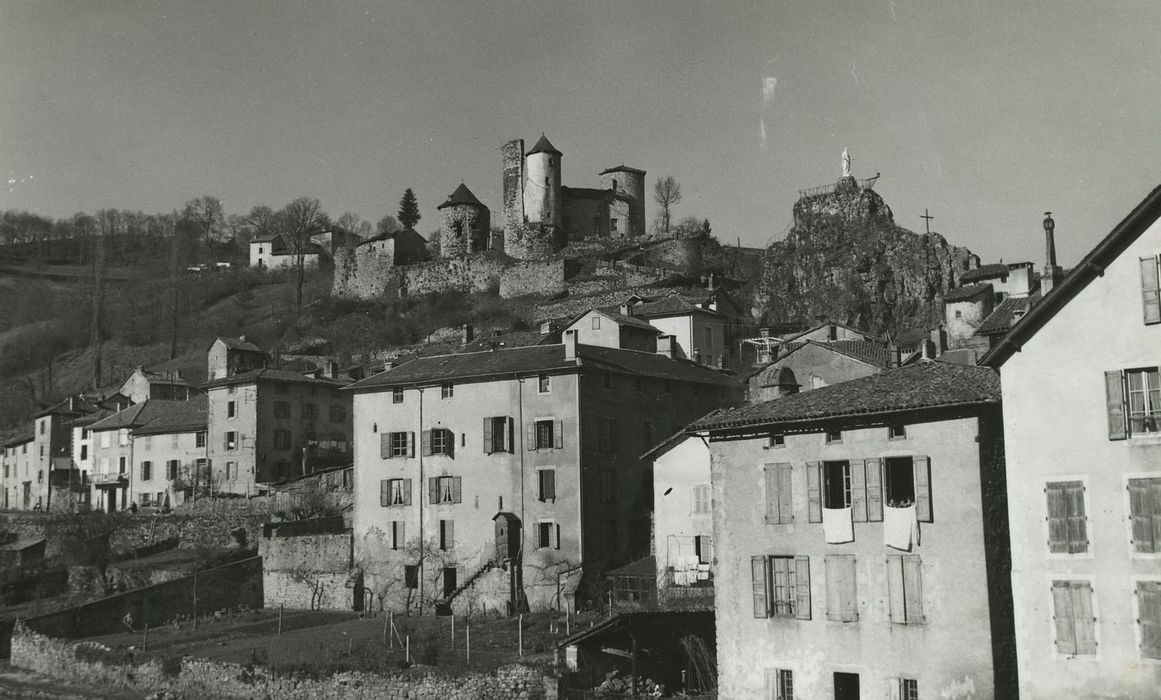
xmin=522 ymin=134 xmax=562 ymax=227
xmin=437 ymin=183 xmax=491 ymax=257
xmin=599 ymin=165 xmax=647 ymax=237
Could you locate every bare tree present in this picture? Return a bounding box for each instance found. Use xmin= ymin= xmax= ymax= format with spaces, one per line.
xmin=182 ymin=196 xmax=225 ymax=248
xmin=375 ymin=214 xmax=402 ymax=236
xmin=336 ymin=212 xmax=373 ymax=240
xmin=653 ymin=176 xmax=683 ymax=236
xmin=276 ymin=197 xmax=330 ymax=311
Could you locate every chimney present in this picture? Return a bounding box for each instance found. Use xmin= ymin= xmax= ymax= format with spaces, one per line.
xmin=619 ymin=304 xmax=631 ymax=316
xmin=929 ymin=328 xmax=947 ymax=355
xmin=239 ymin=334 xmax=246 ymax=343
xmin=564 ymin=329 xmax=579 ymax=361
xmin=887 ymin=341 xmax=902 ymax=368
xmin=707 ymin=272 xmax=716 ymax=291
xmin=461 ymin=324 xmax=474 ymax=345
xmin=656 ymin=335 xmax=675 ymax=359
xmin=1042 ymin=212 xmax=1063 ymax=294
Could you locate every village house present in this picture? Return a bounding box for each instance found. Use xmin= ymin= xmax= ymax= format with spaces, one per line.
xmin=747 ymin=339 xmax=894 ymax=403
xmin=33 ymin=397 xmax=103 ymax=512
xmin=981 ymin=193 xmax=1161 ymax=698
xmin=959 ymin=261 xmax=1036 ymax=305
xmin=627 ymin=289 xmax=747 ymax=371
xmin=88 ymin=398 xmax=208 ymax=512
xmin=561 ymin=308 xmax=661 ymax=354
xmin=206 ymin=336 xmax=268 ymax=381
xmin=346 ymin=330 xmax=742 ymax=616
xmin=117 ymin=367 xmax=198 ymax=404
xmin=690 ymin=360 xmax=1016 ymax=700
xmin=2 ymin=430 xmax=35 ymax=510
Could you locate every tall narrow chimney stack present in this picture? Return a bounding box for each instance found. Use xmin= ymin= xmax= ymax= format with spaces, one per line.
xmin=1042 ymin=212 xmax=1062 ymax=294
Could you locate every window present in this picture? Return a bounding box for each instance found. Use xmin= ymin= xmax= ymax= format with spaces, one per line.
xmin=1107 ymin=368 xmax=1161 ymax=438
xmin=537 ymin=521 xmax=560 ymax=549
xmin=704 ymin=326 xmax=713 ymax=348
xmin=1051 ymin=580 xmax=1096 ymax=656
xmin=1137 ymin=580 xmax=1161 ymax=659
xmin=404 ymin=565 xmax=419 ymax=589
xmin=39 ymin=420 xmax=45 ymax=435
xmin=538 ymin=374 xmax=551 ymax=393
xmin=764 ymin=464 xmax=793 ymax=524
xmin=118 ymin=456 xmax=127 ymax=474
xmin=824 ymin=554 xmax=859 ymax=622
xmin=600 ymin=469 xmax=618 ymax=502
xmin=591 ymin=316 xmax=601 ymax=330
xmin=224 ymin=431 xmax=237 ymax=450
xmin=166 ymin=460 xmax=178 ymax=481
xmin=141 ymin=461 xmax=152 ymax=481
xmin=119 ymin=429 xmax=129 ymax=446
xmin=391 ymin=521 xmax=405 ymax=550
xmin=196 ymin=432 xmax=206 ymax=448
xmin=227 ymin=400 xmax=236 ymax=419
xmin=392 ymin=388 xmax=404 ymax=404
xmin=767 ymin=669 xmax=794 ymax=700
xmin=80 ymin=445 xmax=88 ymax=460
xmin=381 ymin=431 xmax=413 ymax=459
xmin=532 ymin=419 xmax=561 ymax=450
xmin=439 ymin=519 xmax=454 ymax=550
xmin=330 ymin=404 xmax=347 ymax=423
xmin=767 ymin=434 xmax=785 ymax=449
xmin=441 ymin=383 xmax=454 ymax=399
xmin=695 ymin=535 xmax=713 ymax=564
xmin=143 ymin=436 xmax=152 ymax=451
xmin=537 ymin=469 xmax=556 ymax=502
xmin=101 ymin=432 xmax=110 ymax=448
xmin=424 ymin=428 xmax=454 ymax=458
xmin=274 ymin=401 xmax=290 ymax=418
xmin=602 ymin=373 xmax=612 ymax=390
xmin=1140 ymin=255 xmax=1161 ymax=323
xmin=825 ymin=429 xmax=842 ymax=444
xmin=610 ymin=218 xmax=618 ymax=233
xmin=822 ymin=461 xmax=851 ymax=509
xmin=751 ymin=555 xmax=811 ymax=620
xmin=1046 ymin=480 xmax=1088 ymax=554
xmin=483 ymin=416 xmax=514 ymax=454
xmin=141 ymin=493 xmax=153 ymax=507
xmin=884 ymin=457 xmax=916 ymax=507
xmin=225 ymin=461 xmax=236 ymax=480
xmin=879 ymin=456 xmax=931 ymax=521
xmin=599 ymin=419 xmax=617 ymax=452
xmin=955 ymin=309 xmax=963 ymax=319
xmin=896 ymin=679 xmax=919 ymax=700
xmin=1129 ymin=477 xmax=1161 ymax=552
xmin=886 ymin=555 xmax=925 ymax=624
xmin=888 ymin=424 xmax=907 ymax=440
xmin=429 ymin=475 xmax=462 ymax=504
xmin=692 ymin=484 xmax=710 ymax=514
xmin=380 ymin=478 xmax=411 ymax=507
xmin=303 ymin=403 xmax=318 ymax=421
xmin=273 ymin=429 xmax=292 ymax=451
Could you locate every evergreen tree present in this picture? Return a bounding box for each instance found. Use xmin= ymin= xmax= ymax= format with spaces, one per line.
xmin=397 ymin=188 xmax=421 ymax=229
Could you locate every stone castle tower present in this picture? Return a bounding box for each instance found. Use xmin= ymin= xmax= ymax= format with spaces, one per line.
xmin=437 ymin=183 xmax=491 ymax=258
xmin=598 ymin=165 xmax=646 ymax=237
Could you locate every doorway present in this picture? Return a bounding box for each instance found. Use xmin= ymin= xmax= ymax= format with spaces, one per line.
xmin=834 ymin=672 xmax=860 ymax=700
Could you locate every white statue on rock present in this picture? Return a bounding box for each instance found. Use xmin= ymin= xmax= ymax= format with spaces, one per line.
xmin=841 ymin=147 xmax=851 ymax=178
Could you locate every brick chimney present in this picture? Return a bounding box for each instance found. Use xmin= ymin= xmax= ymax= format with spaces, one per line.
xmin=564 ymin=329 xmax=578 ymax=361
xmin=1042 ymin=212 xmax=1063 ymax=294
xmin=656 ymin=335 xmax=675 ymax=359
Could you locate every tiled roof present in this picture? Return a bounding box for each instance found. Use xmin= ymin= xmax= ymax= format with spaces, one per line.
xmin=692 ymin=360 xmax=999 ymax=431
xmin=561 ymin=187 xmax=609 ymax=200
xmin=203 ymin=368 xmax=348 ymax=390
xmin=3 ymin=428 xmax=35 ymax=447
xmin=631 ymin=294 xmax=715 ymax=318
xmin=526 ymin=134 xmax=562 ymax=156
xmin=976 ymin=292 xmax=1041 ymax=336
xmin=599 ymin=165 xmax=647 ymax=176
xmin=944 ymin=282 xmax=994 ymax=303
xmin=213 ymin=336 xmax=264 ymax=353
xmin=437 ymin=183 xmax=485 ymax=210
xmin=783 ymin=321 xmax=882 ymax=344
xmin=358 ymin=227 xmax=426 ymax=247
xmin=960 ymin=264 xmax=1010 ymax=283
xmin=139 ymin=369 xmax=193 ymax=387
xmin=566 ymin=307 xmax=658 ymax=333
xmin=823 ymin=340 xmax=892 ymax=368
xmin=346 ymin=343 xmax=741 ymax=392
xmin=88 ymin=397 xmax=207 ymax=435
xmin=34 ymin=396 xmax=102 ymax=419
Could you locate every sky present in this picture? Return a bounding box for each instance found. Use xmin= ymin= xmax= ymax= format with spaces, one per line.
xmin=1 ymin=1 xmax=1159 ymax=265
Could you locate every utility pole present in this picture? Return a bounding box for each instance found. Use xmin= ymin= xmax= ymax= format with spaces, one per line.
xmin=90 ymin=231 xmax=105 ymax=389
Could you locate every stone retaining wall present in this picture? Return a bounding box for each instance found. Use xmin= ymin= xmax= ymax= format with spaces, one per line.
xmin=11 ymin=623 xmax=555 ymax=699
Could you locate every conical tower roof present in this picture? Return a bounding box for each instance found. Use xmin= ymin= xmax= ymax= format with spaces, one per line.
xmin=437 ymin=183 xmax=485 ymax=210
xmin=526 ymin=134 xmax=562 ymax=156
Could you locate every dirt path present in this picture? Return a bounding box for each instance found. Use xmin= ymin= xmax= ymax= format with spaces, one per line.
xmin=0 ymin=662 xmax=145 ymax=699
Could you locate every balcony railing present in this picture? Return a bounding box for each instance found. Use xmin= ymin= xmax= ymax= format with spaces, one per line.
xmin=91 ymin=472 xmax=128 ymax=487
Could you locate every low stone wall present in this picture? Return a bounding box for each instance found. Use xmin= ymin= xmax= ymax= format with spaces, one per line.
xmin=500 ymin=260 xmax=568 ymax=299
xmin=260 ymin=531 xmax=352 ymax=611
xmin=11 ymin=623 xmax=554 ymax=699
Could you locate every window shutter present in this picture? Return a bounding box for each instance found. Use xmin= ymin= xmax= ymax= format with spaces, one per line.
xmin=1152 ymin=481 xmax=1161 ymax=554
xmin=1129 ymin=480 xmax=1153 ymax=552
xmin=850 ymin=458 xmax=867 ymax=522
xmin=544 ymin=470 xmax=556 ymax=501
xmin=794 ymin=555 xmax=811 ymax=620
xmin=1138 ymin=581 xmax=1161 ymax=659
xmin=453 ymin=476 xmax=462 ymax=504
xmin=527 ymin=422 xmax=537 ymax=450
xmin=397 ymin=520 xmax=405 ymax=548
xmin=380 ymin=479 xmax=390 ymax=507
xmin=447 ymin=431 xmax=455 ymax=458
xmin=1052 ymin=581 xmax=1078 ymax=655
xmin=764 ymin=465 xmax=779 ymax=522
xmin=380 ymin=433 xmax=391 ymax=459
xmin=865 ymin=459 xmax=883 ymax=522
xmin=751 ymin=556 xmax=769 ymax=618
xmin=807 ymin=461 xmax=822 ymax=523
xmin=1141 ymin=256 xmax=1161 ymax=323
xmin=1106 ymin=370 xmax=1128 ymax=440
xmin=483 ymin=418 xmax=494 ymax=454
xmin=778 ymin=465 xmax=793 ymax=523
xmin=889 ymin=679 xmax=903 ymax=700
xmin=429 ymin=477 xmax=439 ymax=504
xmin=506 ymin=417 xmax=514 ymax=452
xmin=1065 ymin=482 xmax=1088 ymax=554
xmin=840 ymin=555 xmax=858 ymax=621
xmin=445 ymin=520 xmax=455 ymax=549
xmin=825 ymin=555 xmax=847 ymax=621
xmin=403 ymin=478 xmax=412 ymax=506
xmin=555 ymin=523 xmax=561 ymax=550
xmin=422 ymin=430 xmax=432 ymax=456
xmin=913 ymin=456 xmax=932 ymax=522
xmin=407 ymin=432 xmax=415 ymax=458
xmin=903 ymin=556 xmax=925 ymax=623
xmin=554 ymin=419 xmax=564 ymax=449
xmin=1046 ymin=483 xmax=1069 ymax=553
xmin=1072 ymin=582 xmax=1097 ymax=655
xmin=703 ymin=535 xmax=714 ymax=564
xmin=887 ymin=556 xmax=905 ymax=623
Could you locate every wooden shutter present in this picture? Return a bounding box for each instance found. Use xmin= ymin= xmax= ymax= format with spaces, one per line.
xmin=483 ymin=418 xmax=494 ymax=454
xmin=555 ymin=523 xmax=561 ymax=550
xmin=445 ymin=520 xmax=455 ymax=549
xmin=764 ymin=465 xmax=779 ymax=522
xmin=825 ymin=555 xmax=857 ymax=621
xmin=913 ymin=456 xmax=932 ymax=522
xmin=402 ymin=478 xmax=412 ymax=506
xmin=1052 ymin=581 xmax=1078 ymax=655
xmin=1141 ymin=256 xmax=1161 ymax=323
xmin=865 ymin=459 xmax=883 ymax=522
xmin=778 ymin=465 xmax=793 ymax=523
xmin=407 ymin=432 xmax=415 ymax=458
xmin=543 ymin=469 xmax=555 ymax=501
xmin=505 ymin=417 xmax=514 ymax=452
xmin=1138 ymin=581 xmax=1161 ymax=659
xmin=1065 ymin=482 xmax=1088 ymax=554
xmin=902 ymin=555 xmax=925 ymax=623
xmin=1129 ymin=479 xmax=1154 ymax=552
xmin=794 ymin=555 xmax=811 ymax=620
xmin=429 ymin=477 xmax=439 ymax=504
xmin=1106 ymin=370 xmax=1128 ymax=440
xmin=887 ymin=556 xmax=905 ymax=623
xmin=396 ymin=520 xmax=405 ymax=548
xmin=554 ymin=419 xmax=564 ymax=449
xmin=380 ymin=433 xmax=391 ymax=459
xmin=703 ymin=535 xmax=714 ymax=564
xmin=421 ymin=430 xmax=432 ymax=456
xmin=453 ymin=476 xmax=463 ymax=503
xmin=751 ymin=556 xmax=769 ymax=618
xmin=850 ymin=459 xmax=867 ymax=522
xmin=1072 ymin=582 xmax=1096 ymax=655
xmin=527 ymin=422 xmax=538 ymax=450
xmin=1046 ymin=483 xmax=1070 ymax=553
xmin=807 ymin=461 xmax=822 ymax=523
xmin=380 ymin=479 xmax=390 ymax=507
xmin=447 ymin=431 xmax=455 ymax=458
xmin=1151 ymin=480 xmax=1161 ymax=554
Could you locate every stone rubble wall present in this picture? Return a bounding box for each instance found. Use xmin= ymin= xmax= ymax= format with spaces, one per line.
xmin=499 ymin=260 xmax=570 ymax=299
xmin=11 ymin=622 xmax=555 ymax=700
xmin=259 ymin=532 xmax=353 ymax=611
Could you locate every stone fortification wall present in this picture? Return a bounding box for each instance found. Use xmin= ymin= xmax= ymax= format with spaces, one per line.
xmin=11 ymin=623 xmax=553 ymax=699
xmin=260 ymin=531 xmax=352 ymax=610
xmin=499 ymin=260 xmax=570 ymax=299
xmin=502 ymin=139 xmax=525 ymax=237
xmin=505 ymin=223 xmax=563 ymax=261
xmin=331 ymin=253 xmax=511 ymax=301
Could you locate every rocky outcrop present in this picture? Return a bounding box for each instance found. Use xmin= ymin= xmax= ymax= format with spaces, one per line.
xmin=754 ymin=177 xmax=977 ymax=336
